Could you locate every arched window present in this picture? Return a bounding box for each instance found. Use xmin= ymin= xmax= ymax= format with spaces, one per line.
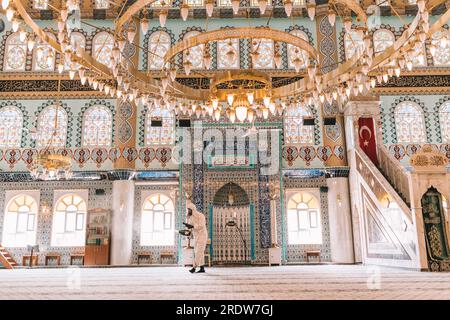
xmin=287 ymin=191 xmax=322 ymax=245
xmin=394 ymin=101 xmax=426 ymax=143
xmin=439 ymin=101 xmax=450 ymax=143
xmin=3 ymin=32 xmax=27 ymax=71
xmin=186 ymin=0 xmax=204 ymax=6
xmin=51 ymin=193 xmax=87 ymax=247
xmin=34 ymin=0 xmax=48 ymax=9
xmin=344 ymin=30 xmax=364 ymax=60
xmin=145 ymin=107 xmax=175 ymax=145
xmin=92 ymin=31 xmax=114 ymax=66
xmin=373 ymin=29 xmax=395 ymax=55
xmin=288 ymin=30 xmax=309 ymax=70
xmin=151 ymin=0 xmax=172 ymax=7
xmin=95 ymin=0 xmax=110 ymax=9
xmin=250 ymin=0 xmax=272 ymax=6
xmin=251 ymin=38 xmax=274 ymax=69
xmin=0 ymin=106 xmax=23 ymax=148
xmin=218 ymin=0 xmax=231 ymax=6
xmin=431 ymin=28 xmax=450 ymax=66
xmin=82 ymin=105 xmax=113 ymax=147
xmin=284 ymin=104 xmax=314 ymax=144
xmin=183 ymin=31 xmax=204 ymax=70
xmin=2 ymin=194 xmax=38 ymax=247
xmin=36 ymin=105 xmax=68 ymax=148
xmin=140 ymin=193 xmax=175 ymax=246
xmin=148 ymin=31 xmax=171 ymax=70
xmin=64 ymin=32 xmax=86 ymax=70
xmin=217 ymin=38 xmax=240 ymax=69
xmin=32 ymin=33 xmax=56 ymax=71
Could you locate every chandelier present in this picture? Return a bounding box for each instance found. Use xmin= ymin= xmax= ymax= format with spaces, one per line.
xmin=6 ymin=0 xmax=450 ymax=123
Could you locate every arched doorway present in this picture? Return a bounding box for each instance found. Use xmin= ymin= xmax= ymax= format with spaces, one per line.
xmin=421 ymin=187 xmax=450 ymax=271
xmin=210 ymin=182 xmax=253 ymax=264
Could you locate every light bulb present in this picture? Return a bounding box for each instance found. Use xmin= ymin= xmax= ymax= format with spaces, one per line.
xmin=11 ymin=19 xmax=20 ymax=33
xmin=58 ymin=63 xmax=64 ymax=74
xmin=60 ymin=8 xmax=68 ymax=22
xmin=262 ymin=107 xmax=269 ymax=119
xmin=227 ymin=93 xmax=234 ymax=106
xmin=417 ymin=0 xmax=425 ymax=12
xmin=69 ymin=69 xmax=76 ymax=80
xmin=183 ymin=60 xmax=192 ymax=75
xmin=268 ymin=102 xmax=276 ymax=114
xmin=235 ymin=105 xmax=248 ymax=122
xmin=159 ymin=10 xmax=168 ymax=27
xmin=27 ymin=38 xmax=35 ymax=51
xmin=205 ymin=0 xmax=214 ymax=17
xmin=429 ymin=44 xmax=436 ymax=56
xmin=229 ymin=109 xmax=236 ymax=123
xmin=231 ymin=0 xmax=239 ymax=15
xmin=247 ymin=108 xmax=255 ymax=123
xmin=140 ymin=18 xmax=149 ymax=34
xmin=258 ymin=0 xmax=268 ymax=15
xmin=211 ymin=98 xmax=219 ymax=109
xmin=247 ymin=92 xmax=254 ymax=105
xmin=293 ymin=57 xmax=302 ymax=73
xmin=181 ymin=4 xmax=189 ymax=21
xmin=214 ymin=109 xmax=221 ymax=121
xmin=284 ymin=0 xmax=292 ymax=17
xmin=127 ymin=28 xmax=136 ymax=43
xmin=80 ymin=76 xmax=87 ymax=85
xmin=327 ymin=9 xmax=336 ymax=26
xmin=6 ymin=7 xmax=15 ymax=22
xmin=204 ymin=52 xmax=212 ymax=69
xmin=344 ymin=17 xmax=352 ymax=33
xmin=306 ymin=2 xmax=315 ymax=21
xmin=263 ymin=96 xmax=271 ymax=108
xmin=274 ymin=52 xmax=282 ymax=69
xmin=1 ymin=0 xmax=9 ymax=10
xmin=19 ymin=29 xmax=27 ymax=42
xmin=440 ymin=36 xmax=447 ymax=48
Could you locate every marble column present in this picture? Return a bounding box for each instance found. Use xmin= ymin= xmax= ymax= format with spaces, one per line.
xmin=327 ymin=177 xmax=354 ymax=263
xmin=110 ymin=180 xmax=135 ymax=265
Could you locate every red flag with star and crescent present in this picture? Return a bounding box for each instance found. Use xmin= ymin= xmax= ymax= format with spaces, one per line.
xmin=358 ymin=117 xmax=378 ymax=166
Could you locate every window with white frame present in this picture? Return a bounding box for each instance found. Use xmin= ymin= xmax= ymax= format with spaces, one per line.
xmin=287 ymin=29 xmax=309 ymax=70
xmin=183 ymin=31 xmax=204 ymax=70
xmin=148 ymin=31 xmax=172 ymax=70
xmin=51 ymin=193 xmax=87 ymax=247
xmin=287 ymin=191 xmax=322 ymax=245
xmin=217 ymin=38 xmax=240 ymax=69
xmin=92 ymin=31 xmax=114 ymax=66
xmin=32 ymin=33 xmax=56 ymax=71
xmin=284 ymin=103 xmax=314 ymax=144
xmin=431 ymin=28 xmax=450 ymax=66
xmin=251 ymin=38 xmax=274 ymax=69
xmin=3 ymin=32 xmax=27 ymax=72
xmin=2 ymin=194 xmax=38 ymax=247
xmin=439 ymin=101 xmax=450 ymax=143
xmin=394 ymin=101 xmax=426 ymax=143
xmin=186 ymin=0 xmax=204 ymax=6
xmin=82 ymin=105 xmax=113 ymax=147
xmin=140 ymin=193 xmax=175 ymax=246
xmin=95 ymin=0 xmax=110 ymax=9
xmin=0 ymin=106 xmax=23 ymax=148
xmin=145 ymin=107 xmax=175 ymax=145
xmin=344 ymin=30 xmax=364 ymax=60
xmin=36 ymin=105 xmax=68 ymax=148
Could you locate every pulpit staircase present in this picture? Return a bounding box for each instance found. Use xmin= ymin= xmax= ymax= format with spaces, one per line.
xmin=0 ymin=244 xmax=17 ymax=269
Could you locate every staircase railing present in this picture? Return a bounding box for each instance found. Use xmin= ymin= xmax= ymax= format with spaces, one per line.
xmin=377 ymin=144 xmax=411 ymax=207
xmin=355 ymin=146 xmax=412 ymax=223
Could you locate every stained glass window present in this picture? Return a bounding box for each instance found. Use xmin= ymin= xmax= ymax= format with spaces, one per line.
xmin=51 ymin=193 xmax=87 ymax=247
xmin=251 ymin=38 xmax=274 ymax=69
xmin=92 ymin=31 xmax=114 ymax=66
xmin=148 ymin=31 xmax=171 ymax=70
xmin=439 ymin=101 xmax=450 ymax=143
xmin=95 ymin=0 xmax=110 ymax=9
xmin=2 ymin=194 xmax=38 ymax=247
xmin=36 ymin=105 xmax=68 ymax=148
xmin=431 ymin=28 xmax=450 ymax=66
xmin=373 ymin=29 xmax=395 ymax=54
xmin=34 ymin=0 xmax=48 ymax=9
xmin=411 ymin=44 xmax=427 ymax=67
xmin=3 ymin=33 xmax=27 ymax=72
xmin=287 ymin=30 xmax=309 ymax=70
xmin=344 ymin=30 xmax=364 ymax=60
xmin=140 ymin=193 xmax=175 ymax=246
xmin=184 ymin=31 xmax=204 ymax=69
xmin=394 ymin=101 xmax=426 ymax=143
xmin=32 ymin=33 xmax=56 ymax=71
xmin=287 ymin=191 xmax=322 ymax=245
xmin=217 ymin=38 xmax=240 ymax=69
xmin=284 ymin=104 xmax=314 ymax=144
xmin=82 ymin=105 xmax=113 ymax=147
xmin=0 ymin=106 xmax=23 ymax=148
xmin=145 ymin=107 xmax=175 ymax=145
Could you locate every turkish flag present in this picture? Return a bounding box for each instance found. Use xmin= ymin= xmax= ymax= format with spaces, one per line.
xmin=358 ymin=117 xmax=378 ymax=166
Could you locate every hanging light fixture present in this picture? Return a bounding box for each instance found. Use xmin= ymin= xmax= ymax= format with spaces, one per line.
xmin=284 ymin=0 xmax=292 ymax=17
xmin=233 ymin=94 xmax=249 ymax=122
xmin=140 ymin=18 xmax=149 ymax=34
xmin=159 ymin=10 xmax=168 ymax=27
xmin=327 ymin=8 xmax=336 ymax=26
xmin=231 ymin=0 xmax=240 ymax=15
xmin=181 ymin=3 xmax=189 ymax=21
xmin=306 ymin=0 xmax=316 ymax=21
xmin=1 ymin=0 xmax=9 ymax=10
xmin=205 ymin=0 xmax=214 ymax=17
xmin=6 ymin=7 xmax=15 ymax=22
xmin=258 ymin=0 xmax=268 ymax=15
xmin=227 ymin=93 xmax=235 ymax=106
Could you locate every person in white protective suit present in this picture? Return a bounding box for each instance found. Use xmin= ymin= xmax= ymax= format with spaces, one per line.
xmin=185 ymin=207 xmax=208 ymax=273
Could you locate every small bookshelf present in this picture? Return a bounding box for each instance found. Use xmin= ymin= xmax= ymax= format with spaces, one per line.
xmin=85 ymin=208 xmax=111 ymax=265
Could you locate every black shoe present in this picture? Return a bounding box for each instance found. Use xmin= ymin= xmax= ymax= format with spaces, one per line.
xmin=189 ymin=267 xmax=196 ymax=273
xmin=197 ymin=266 xmax=205 ymax=273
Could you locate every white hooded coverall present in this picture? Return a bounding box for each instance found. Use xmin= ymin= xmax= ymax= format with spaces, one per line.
xmin=189 ymin=209 xmax=208 ymax=268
